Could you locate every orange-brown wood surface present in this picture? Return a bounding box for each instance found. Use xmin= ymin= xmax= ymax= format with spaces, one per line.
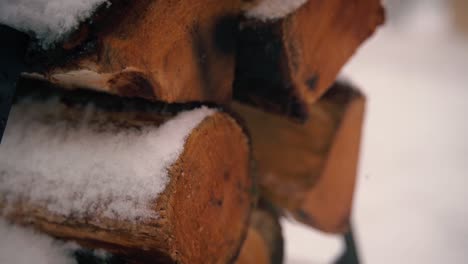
xmin=236 ymin=202 xmax=283 ymax=264
xmin=236 ymin=228 xmax=270 ymax=264
xmin=32 ymin=0 xmax=244 ymax=104
xmin=1 ymin=86 xmax=253 ymax=264
xmin=232 ymin=82 xmax=365 ymax=233
xmin=235 ymin=0 xmax=383 ymax=120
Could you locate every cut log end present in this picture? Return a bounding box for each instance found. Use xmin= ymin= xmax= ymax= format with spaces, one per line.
xmin=167 ymin=111 xmax=253 ymax=263
xmin=296 ymin=84 xmax=365 ymax=233
xmin=232 ymin=82 xmax=365 ymax=233
xmin=21 ymin=0 xmax=247 ymax=105
xmin=235 ymin=0 xmax=383 ymax=119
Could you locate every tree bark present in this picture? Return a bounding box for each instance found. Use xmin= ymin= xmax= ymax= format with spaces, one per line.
xmin=1 ymin=84 xmax=253 ymax=264
xmin=232 ymin=82 xmax=365 ymax=233
xmin=234 ymin=0 xmax=383 ymax=120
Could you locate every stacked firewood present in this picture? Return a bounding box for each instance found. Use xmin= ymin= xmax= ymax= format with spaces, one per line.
xmin=0 ymin=0 xmax=384 ymax=263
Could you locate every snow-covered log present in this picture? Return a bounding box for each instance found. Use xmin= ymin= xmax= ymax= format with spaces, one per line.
xmin=235 ymin=0 xmax=383 ymax=120
xmin=0 ymin=84 xmax=253 ymax=264
xmin=232 ymin=82 xmax=365 ymax=233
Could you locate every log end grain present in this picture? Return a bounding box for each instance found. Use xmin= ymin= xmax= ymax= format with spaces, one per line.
xmin=234 ymin=0 xmax=383 ymax=120
xmin=233 ymin=82 xmax=365 ymax=233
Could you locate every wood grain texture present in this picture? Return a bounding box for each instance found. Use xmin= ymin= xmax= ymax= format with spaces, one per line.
xmin=232 ymin=82 xmax=365 ymax=233
xmin=26 ymin=0 xmax=244 ymax=105
xmin=235 ymin=0 xmax=383 ymax=120
xmin=1 ymin=87 xmax=253 ymax=264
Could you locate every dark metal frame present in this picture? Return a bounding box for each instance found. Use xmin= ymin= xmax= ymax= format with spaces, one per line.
xmin=335 ymin=226 xmax=360 ymax=264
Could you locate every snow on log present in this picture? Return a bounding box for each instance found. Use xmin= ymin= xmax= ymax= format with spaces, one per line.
xmin=0 ymin=84 xmax=253 ymax=264
xmin=235 ymin=0 xmax=383 ymax=120
xmin=11 ymin=0 xmax=244 ymax=105
xmin=236 ymin=201 xmax=283 ymax=264
xmin=244 ymin=0 xmax=307 ymax=21
xmin=232 ymin=82 xmax=365 ymax=233
xmin=0 ymin=0 xmax=108 ymax=49
xmin=0 ymin=218 xmax=130 ymax=264
xmin=0 ymin=219 xmax=78 ymax=264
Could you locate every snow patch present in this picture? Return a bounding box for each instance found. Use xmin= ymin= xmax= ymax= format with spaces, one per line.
xmin=245 ymin=0 xmax=307 ymax=21
xmin=0 ymin=98 xmax=216 ymax=220
xmin=0 ymin=219 xmax=77 ymax=264
xmin=0 ymin=0 xmax=109 ymax=48
xmin=0 ymin=218 xmax=113 ymax=264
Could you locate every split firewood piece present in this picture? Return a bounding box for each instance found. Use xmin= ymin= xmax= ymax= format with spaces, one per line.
xmin=15 ymin=0 xmax=244 ymax=104
xmin=234 ymin=0 xmax=383 ymax=120
xmin=236 ymin=201 xmax=283 ymax=264
xmin=0 ymin=84 xmax=253 ymax=264
xmin=232 ymin=82 xmax=365 ymax=233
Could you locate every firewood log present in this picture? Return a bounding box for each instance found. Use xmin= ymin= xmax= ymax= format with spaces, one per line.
xmin=0 ymin=83 xmax=253 ymax=264
xmin=235 ymin=0 xmax=383 ymax=120
xmin=232 ymin=82 xmax=365 ymax=233
xmin=236 ymin=201 xmax=283 ymax=264
xmin=21 ymin=0 xmax=245 ymax=105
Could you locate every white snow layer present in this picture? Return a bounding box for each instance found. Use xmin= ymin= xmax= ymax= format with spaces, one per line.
xmin=0 ymin=99 xmax=216 ymax=220
xmin=0 ymin=0 xmax=108 ymax=48
xmin=0 ymin=219 xmax=77 ymax=264
xmin=245 ymin=0 xmax=308 ymax=21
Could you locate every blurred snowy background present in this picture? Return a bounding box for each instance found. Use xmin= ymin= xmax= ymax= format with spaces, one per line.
xmin=284 ymin=0 xmax=468 ymax=263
